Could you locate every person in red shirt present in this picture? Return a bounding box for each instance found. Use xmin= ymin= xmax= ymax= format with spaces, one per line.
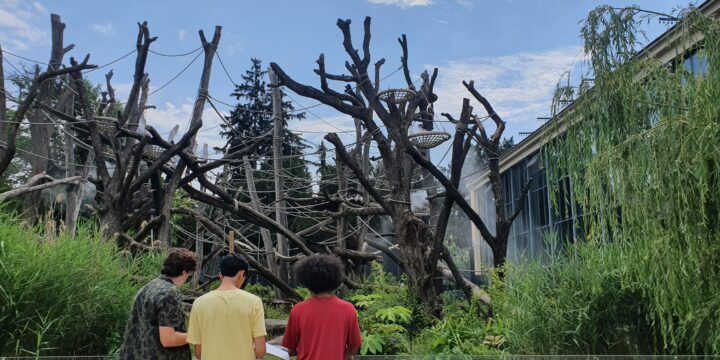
xmin=282 ymin=254 xmax=362 ymax=360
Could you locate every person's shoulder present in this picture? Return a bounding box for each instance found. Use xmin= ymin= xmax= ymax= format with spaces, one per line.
xmin=290 ymin=298 xmax=311 ymax=313
xmin=193 ymin=291 xmax=213 ymax=306
xmin=146 ymin=277 xmax=176 ymax=297
xmin=333 ymin=296 xmax=355 ymax=307
xmin=238 ymin=289 xmax=263 ymax=303
xmin=195 ymin=290 xmax=233 ymax=311
xmin=333 ymin=297 xmax=358 ymax=312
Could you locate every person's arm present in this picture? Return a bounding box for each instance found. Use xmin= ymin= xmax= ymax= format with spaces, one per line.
xmin=345 ymin=306 xmax=362 ymax=359
xmin=253 ymin=336 xmax=266 ymax=359
xmin=158 ymin=326 xmax=188 ymax=348
xmin=282 ymin=307 xmax=299 ymax=356
xmin=186 ymin=298 xmax=202 ymax=353
xmin=157 ymin=291 xmax=189 ymax=348
xmin=252 ymin=298 xmax=268 ymax=359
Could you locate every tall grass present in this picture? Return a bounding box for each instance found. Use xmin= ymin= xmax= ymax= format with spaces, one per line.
xmin=509 ymin=5 xmax=720 ymax=355
xmin=496 ymin=236 xmax=720 ymax=354
xmin=0 ymin=214 xmax=163 ymax=356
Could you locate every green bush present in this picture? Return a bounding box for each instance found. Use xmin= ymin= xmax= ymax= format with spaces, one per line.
xmin=408 ymin=293 xmax=505 ymax=356
xmin=0 ymin=215 xmax=162 ymax=356
xmin=495 ymin=237 xmax=720 ymax=354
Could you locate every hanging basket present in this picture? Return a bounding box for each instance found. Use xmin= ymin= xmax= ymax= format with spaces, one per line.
xmin=142 ymin=145 xmax=164 ymax=160
xmin=408 ymin=131 xmax=451 ymax=149
xmin=377 ymin=88 xmax=415 ymax=106
xmin=94 ymin=116 xmax=118 ymax=138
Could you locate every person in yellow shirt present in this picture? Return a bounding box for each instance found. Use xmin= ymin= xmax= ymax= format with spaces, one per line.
xmin=187 ymin=254 xmax=267 ymax=360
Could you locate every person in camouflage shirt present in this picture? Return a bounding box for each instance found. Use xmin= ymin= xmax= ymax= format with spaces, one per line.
xmin=119 ymin=248 xmax=197 ymax=360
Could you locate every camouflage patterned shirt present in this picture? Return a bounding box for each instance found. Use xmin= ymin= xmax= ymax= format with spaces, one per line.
xmin=119 ymin=275 xmax=191 ymax=360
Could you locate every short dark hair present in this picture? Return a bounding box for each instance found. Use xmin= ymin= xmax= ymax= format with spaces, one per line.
xmin=161 ymin=248 xmax=197 ymax=277
xmin=220 ymin=254 xmax=249 ymax=277
xmin=294 ymin=254 xmax=344 ymax=294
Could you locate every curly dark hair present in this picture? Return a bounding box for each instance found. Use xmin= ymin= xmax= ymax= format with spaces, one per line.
xmin=294 ymin=254 xmax=344 ymax=294
xmin=161 ymin=248 xmax=198 ymax=277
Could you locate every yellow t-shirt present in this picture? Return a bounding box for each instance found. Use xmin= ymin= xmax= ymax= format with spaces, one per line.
xmin=187 ymin=289 xmax=267 ymax=360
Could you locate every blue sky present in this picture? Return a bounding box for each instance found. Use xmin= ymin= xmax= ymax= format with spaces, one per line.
xmin=0 ymin=0 xmax=692 ymax=165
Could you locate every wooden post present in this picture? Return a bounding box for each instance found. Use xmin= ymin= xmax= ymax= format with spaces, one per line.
xmin=192 ymin=144 xmax=209 ymax=287
xmin=269 ymin=67 xmax=289 ymax=282
xmin=243 ymin=155 xmax=279 ymax=294
xmin=336 ymin=148 xmax=347 ymax=249
xmin=0 ymin=44 xmax=6 ymax=143
xmin=228 ymin=230 xmax=235 ymax=254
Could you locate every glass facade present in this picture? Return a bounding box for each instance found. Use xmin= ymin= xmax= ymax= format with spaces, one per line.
xmin=471 ymin=47 xmax=710 ymax=270
xmin=472 ymin=151 xmax=581 ymax=267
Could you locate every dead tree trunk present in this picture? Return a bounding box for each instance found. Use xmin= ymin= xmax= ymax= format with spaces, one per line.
xmin=0 ymin=55 xmax=95 ymax=178
xmin=269 ymin=67 xmax=289 ymax=283
xmin=268 ymin=17 xmax=523 ymax=315
xmin=0 ymin=45 xmax=6 ymax=144
xmin=24 ymin=15 xmax=73 ymax=220
xmin=408 ymin=81 xmax=531 ymax=272
xmin=242 ymin=155 xmax=278 ymax=278
xmin=157 ymin=27 xmax=221 ymax=248
xmin=270 ymin=18 xmax=451 ymax=315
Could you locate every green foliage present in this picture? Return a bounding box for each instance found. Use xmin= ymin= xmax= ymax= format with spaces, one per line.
xmin=0 ymin=214 xmax=162 ymax=356
xmin=216 ymin=58 xmax=315 ymax=246
xmin=349 ymin=264 xmax=414 ymax=355
xmin=295 ymin=287 xmax=311 ymax=299
xmin=536 ymin=5 xmax=720 ymax=355
xmin=409 ymin=293 xmax=505 ymax=356
xmin=495 ymin=241 xmax=654 ymax=354
xmin=375 ymin=306 xmax=412 ymax=324
xmin=352 ymin=293 xmax=412 ymax=355
xmin=244 ymin=283 xmax=274 ymax=300
xmin=245 ymin=283 xmax=291 ymax=321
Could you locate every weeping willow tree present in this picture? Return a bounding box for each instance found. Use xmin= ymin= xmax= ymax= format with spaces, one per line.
xmin=542 ymin=4 xmax=720 ymax=353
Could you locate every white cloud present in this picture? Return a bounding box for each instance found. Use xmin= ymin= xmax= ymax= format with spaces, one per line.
xmin=366 ymin=0 xmax=432 ymax=9
xmin=431 ymin=46 xmax=584 ymax=138
xmin=178 ymin=30 xmax=187 ymax=40
xmin=32 ymin=2 xmax=47 ymax=14
xmin=288 ymin=114 xmax=357 ymax=147
xmin=0 ymin=0 xmax=47 ymax=51
xmin=456 ymin=0 xmax=473 ymax=9
xmin=90 ymin=22 xmax=114 ymax=35
xmin=143 ymin=101 xmax=229 ymax=157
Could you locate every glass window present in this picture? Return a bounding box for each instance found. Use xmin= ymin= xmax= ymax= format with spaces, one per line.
xmin=684 ymin=50 xmax=709 ymax=76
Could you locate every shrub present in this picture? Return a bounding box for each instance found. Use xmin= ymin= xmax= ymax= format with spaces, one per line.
xmin=495 ymin=237 xmax=720 ymax=354
xmin=0 ymin=215 xmax=162 ymax=356
xmin=409 ymin=294 xmax=505 ymax=356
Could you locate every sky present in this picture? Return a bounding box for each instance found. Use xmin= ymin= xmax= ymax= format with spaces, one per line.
xmin=0 ymin=0 xmax=696 ymax=169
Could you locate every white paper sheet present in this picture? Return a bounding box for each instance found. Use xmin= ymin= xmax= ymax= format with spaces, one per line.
xmin=265 ymin=343 xmax=290 ymax=360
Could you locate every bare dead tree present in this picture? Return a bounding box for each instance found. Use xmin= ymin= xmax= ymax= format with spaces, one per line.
xmin=0 ymin=55 xmax=95 ymax=177
xmin=407 ymin=80 xmax=530 ymax=270
xmin=269 ymin=17 xmax=460 ymax=316
xmin=23 ymin=14 xmax=76 ymax=220
xmin=269 ymin=17 xmax=526 ymax=315
xmin=0 ymin=173 xmax=81 ymax=202
xmin=0 ymin=15 xmax=394 ymax=301
xmin=0 ymin=45 xmax=6 ymax=144
xmin=155 ymin=27 xmax=222 ymax=248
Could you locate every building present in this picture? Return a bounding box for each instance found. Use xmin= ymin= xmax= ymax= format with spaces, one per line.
xmin=465 ymin=0 xmax=720 ymax=275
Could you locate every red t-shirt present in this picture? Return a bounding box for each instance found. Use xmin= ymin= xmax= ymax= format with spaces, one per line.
xmin=282 ymin=296 xmax=362 ymax=360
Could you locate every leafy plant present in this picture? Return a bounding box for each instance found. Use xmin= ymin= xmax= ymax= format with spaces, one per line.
xmin=534 ymin=3 xmax=720 ymax=355
xmin=0 ymin=213 xmax=162 ymax=356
